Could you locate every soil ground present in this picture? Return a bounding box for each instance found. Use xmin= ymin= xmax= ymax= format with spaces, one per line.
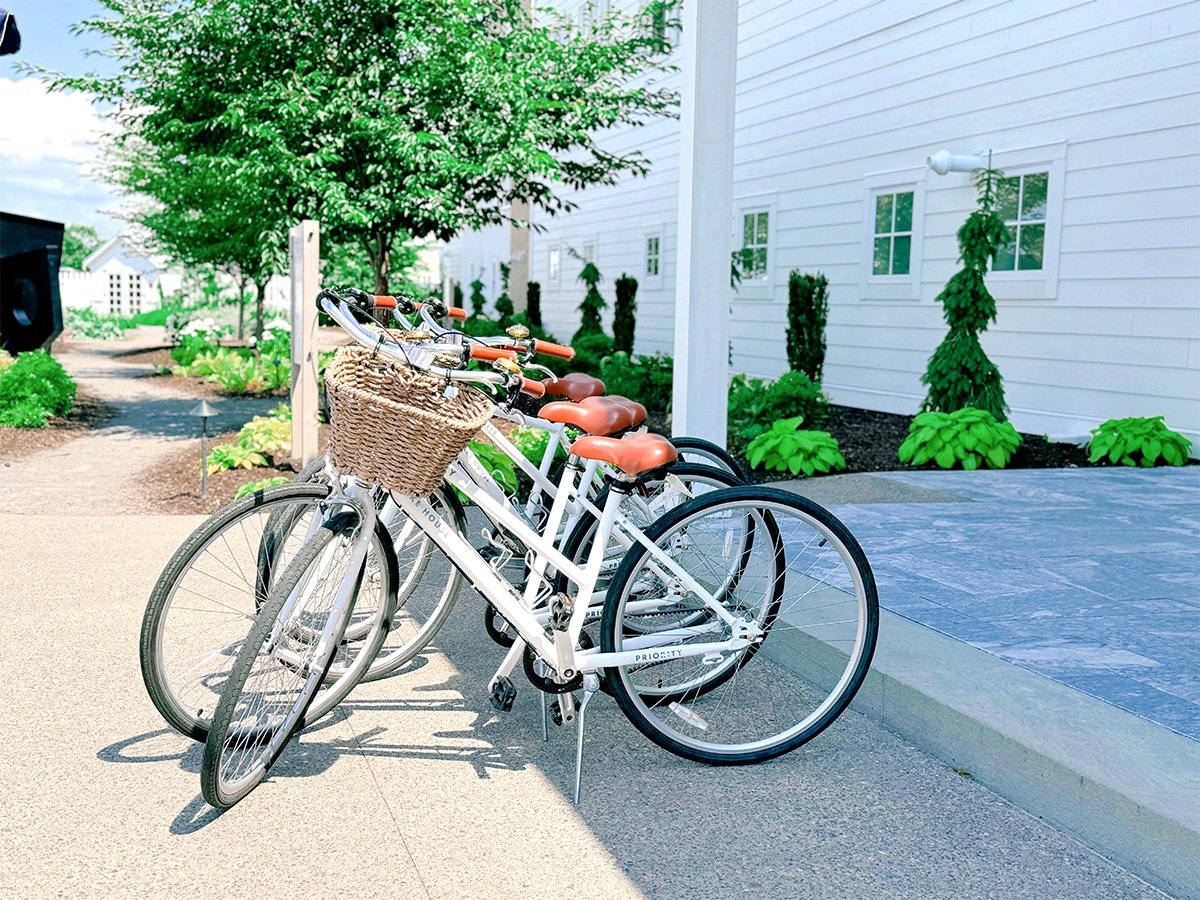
xmin=138 ymin=424 xmax=330 ymax=515
xmin=0 ymin=391 xmax=116 ymax=463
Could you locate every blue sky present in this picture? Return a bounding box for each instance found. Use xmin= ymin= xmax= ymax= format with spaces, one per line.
xmin=2 ymin=0 xmax=122 ymax=236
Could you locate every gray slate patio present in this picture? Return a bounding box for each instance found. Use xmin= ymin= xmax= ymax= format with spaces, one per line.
xmin=817 ymin=468 xmax=1200 ymax=741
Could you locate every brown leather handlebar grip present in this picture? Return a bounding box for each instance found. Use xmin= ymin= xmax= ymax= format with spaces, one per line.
xmin=520 ymin=378 xmax=547 ymax=398
xmin=446 ymin=306 xmax=468 ymax=320
xmin=469 ymin=345 xmax=519 ymax=362
xmin=373 ymin=295 xmax=398 ymax=309
xmin=532 ymin=339 xmax=576 ymax=360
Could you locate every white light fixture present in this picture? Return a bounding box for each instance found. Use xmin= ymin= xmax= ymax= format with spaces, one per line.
xmin=927 ymin=150 xmax=987 ymax=175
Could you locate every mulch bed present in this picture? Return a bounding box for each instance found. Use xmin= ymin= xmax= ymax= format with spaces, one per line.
xmin=0 ymin=391 xmax=116 ymax=464
xmin=746 ymin=404 xmax=1187 ymax=482
xmin=137 ymin=425 xmax=330 ymax=515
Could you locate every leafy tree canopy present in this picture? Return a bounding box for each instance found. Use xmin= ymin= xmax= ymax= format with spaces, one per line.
xmin=60 ymin=224 xmax=101 ymax=269
xmin=38 ymin=0 xmax=679 ymax=293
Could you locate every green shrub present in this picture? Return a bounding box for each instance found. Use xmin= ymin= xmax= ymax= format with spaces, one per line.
xmin=747 ymin=418 xmax=846 ymax=477
xmin=898 ymin=407 xmax=1021 ymax=470
xmin=921 ymin=168 xmax=1009 ymax=420
xmin=785 ymin=272 xmax=828 ymax=383
xmin=0 ymin=350 xmax=14 ymax=372
xmin=469 ymin=279 xmax=487 ymax=319
xmin=234 ymin=475 xmax=291 ymax=499
xmin=206 ymin=443 xmax=268 ymax=475
xmin=573 ymin=261 xmax=606 ymax=342
xmin=509 ymin=425 xmax=560 ymax=467
xmin=527 ymin=281 xmax=542 ymax=327
xmin=613 ymin=274 xmax=638 ymax=354
xmin=0 ymin=350 xmax=77 ymax=427
xmin=171 ymin=334 xmax=219 ymax=367
xmin=1087 ymin=416 xmax=1192 ymax=467
xmin=571 ymin=332 xmax=615 ymax=377
xmin=599 ymin=351 xmax=673 ymax=414
xmin=727 ymin=371 xmax=829 ymax=454
xmin=495 ymin=263 xmax=515 ymax=327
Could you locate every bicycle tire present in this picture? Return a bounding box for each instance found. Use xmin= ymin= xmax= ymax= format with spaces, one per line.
xmin=200 ymin=512 xmax=368 ymax=809
xmin=668 ymin=437 xmax=748 ymax=483
xmin=140 ymin=484 xmax=396 ymax=741
xmin=600 ymin=486 xmax=878 ymax=766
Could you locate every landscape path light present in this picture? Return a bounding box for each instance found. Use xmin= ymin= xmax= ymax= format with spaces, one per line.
xmin=190 ymin=399 xmax=219 ymax=499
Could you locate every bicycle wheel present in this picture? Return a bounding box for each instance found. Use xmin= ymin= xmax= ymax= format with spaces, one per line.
xmin=200 ymin=512 xmax=368 ymax=809
xmin=140 ymin=484 xmax=395 ymax=741
xmin=669 ymin=437 xmax=748 ymax=483
xmin=600 ymin=487 xmax=878 ymax=765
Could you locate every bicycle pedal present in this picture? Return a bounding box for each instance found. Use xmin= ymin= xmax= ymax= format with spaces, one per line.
xmin=489 ymin=676 xmax=517 ymax=713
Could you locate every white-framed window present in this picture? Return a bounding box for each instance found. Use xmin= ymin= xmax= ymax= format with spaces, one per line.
xmin=732 ymin=195 xmax=777 ymax=300
xmin=577 ymin=0 xmax=609 ymax=34
xmin=872 ymin=191 xmax=914 ymax=276
xmin=648 ymin=1 xmax=680 ymax=49
xmin=581 ymin=240 xmax=597 ymax=265
xmin=548 ymin=244 xmax=561 ymax=283
xmin=738 ymin=210 xmax=770 ymax=281
xmin=645 ymin=234 xmax=661 ymax=278
xmin=861 ymin=169 xmax=925 ymax=301
xmin=107 ymin=273 xmax=122 ymax=314
xmin=128 ymin=273 xmax=143 ymax=312
xmin=983 ymin=140 xmax=1066 ymax=301
xmin=992 ymin=172 xmax=1048 ymax=272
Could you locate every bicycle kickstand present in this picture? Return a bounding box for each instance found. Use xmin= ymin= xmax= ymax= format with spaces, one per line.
xmin=572 ymin=674 xmax=600 ymax=805
xmin=540 ymin=691 xmax=549 ymax=742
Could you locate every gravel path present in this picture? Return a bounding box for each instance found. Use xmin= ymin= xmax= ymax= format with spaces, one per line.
xmin=0 ymin=337 xmax=277 ymax=515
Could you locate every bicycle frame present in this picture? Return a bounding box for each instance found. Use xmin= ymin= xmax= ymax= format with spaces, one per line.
xmin=390 ymin=462 xmax=762 ymax=684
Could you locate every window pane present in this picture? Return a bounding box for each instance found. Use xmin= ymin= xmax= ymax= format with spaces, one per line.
xmin=743 ymin=214 xmax=755 ymax=246
xmin=873 ymin=237 xmax=890 ymax=275
xmin=756 ymin=212 xmax=769 ymax=244
xmin=892 ymin=235 xmax=911 ymax=275
xmin=993 ymin=236 xmax=1017 ymax=271
xmin=1017 ymin=223 xmax=1045 ymax=270
xmin=894 ymin=192 xmax=913 ymax=232
xmin=874 ymin=194 xmax=893 ymax=235
xmin=996 ymin=176 xmax=1020 ymax=221
xmin=1021 ymin=172 xmax=1048 ymax=221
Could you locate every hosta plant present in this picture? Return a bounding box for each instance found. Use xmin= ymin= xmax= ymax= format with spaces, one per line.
xmin=236 ymin=415 xmax=290 ymax=455
xmin=746 ymin=417 xmax=846 ymax=477
xmin=206 ymin=444 xmax=267 ymax=475
xmin=1088 ymin=416 xmax=1192 ymax=467
xmin=898 ymin=407 xmax=1021 ymax=470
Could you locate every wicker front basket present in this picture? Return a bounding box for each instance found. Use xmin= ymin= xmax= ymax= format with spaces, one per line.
xmin=325 ymin=345 xmax=493 ymax=495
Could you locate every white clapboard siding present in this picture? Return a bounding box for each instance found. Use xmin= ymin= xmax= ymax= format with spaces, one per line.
xmin=442 ymin=0 xmax=1200 ymax=450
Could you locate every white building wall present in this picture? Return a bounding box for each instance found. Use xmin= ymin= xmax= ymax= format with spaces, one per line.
xmin=446 ymin=0 xmax=1200 ymax=446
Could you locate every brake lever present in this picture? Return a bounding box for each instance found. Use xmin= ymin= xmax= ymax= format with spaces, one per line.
xmin=524 ymin=362 xmax=557 ymax=381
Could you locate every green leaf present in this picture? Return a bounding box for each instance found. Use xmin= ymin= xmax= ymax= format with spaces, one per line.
xmin=1162 ymin=443 xmax=1182 ymax=466
xmin=935 ymin=446 xmax=955 ymax=468
xmin=962 ymin=453 xmax=980 ymax=470
xmin=986 ymin=446 xmax=1006 ymax=468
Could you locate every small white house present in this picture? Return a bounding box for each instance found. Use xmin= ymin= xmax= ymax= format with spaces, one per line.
xmin=58 ymin=235 xmax=173 ymax=316
xmin=444 ymin=0 xmax=1200 ymax=448
xmin=58 ymin=233 xmax=292 ymax=318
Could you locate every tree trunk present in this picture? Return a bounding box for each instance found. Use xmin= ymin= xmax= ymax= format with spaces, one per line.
xmin=236 ymin=274 xmax=248 ymax=341
xmin=372 ymin=229 xmax=391 ymax=295
xmin=254 ymin=281 xmax=267 ymax=342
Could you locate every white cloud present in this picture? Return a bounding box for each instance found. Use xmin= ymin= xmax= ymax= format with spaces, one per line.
xmin=0 ymin=77 xmax=109 ymax=164
xmin=0 ymin=76 xmax=122 ymax=232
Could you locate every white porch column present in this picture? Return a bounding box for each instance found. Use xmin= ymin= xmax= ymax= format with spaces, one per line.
xmin=670 ymin=0 xmax=738 ymax=445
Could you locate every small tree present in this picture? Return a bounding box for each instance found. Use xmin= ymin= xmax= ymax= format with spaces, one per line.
xmin=452 ymin=282 xmax=465 ymax=312
xmin=526 ymin=281 xmax=542 ymax=327
xmin=494 ymin=262 xmax=515 ymax=327
xmin=785 ymin=272 xmax=829 ymax=383
xmin=613 ymin=274 xmax=638 ymax=354
xmin=921 ymin=166 xmax=1009 ymax=420
xmin=469 ymin=279 xmax=487 ymax=319
xmin=573 ymin=261 xmax=607 ymax=342
xmin=60 ymin=225 xmax=101 ymax=269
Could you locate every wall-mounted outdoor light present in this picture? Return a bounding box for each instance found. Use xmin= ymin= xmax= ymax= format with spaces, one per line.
xmin=926 ymin=150 xmax=988 ymax=175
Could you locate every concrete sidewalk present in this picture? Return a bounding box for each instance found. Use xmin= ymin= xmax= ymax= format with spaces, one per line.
xmin=0 ymin=514 xmax=1165 ymax=899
